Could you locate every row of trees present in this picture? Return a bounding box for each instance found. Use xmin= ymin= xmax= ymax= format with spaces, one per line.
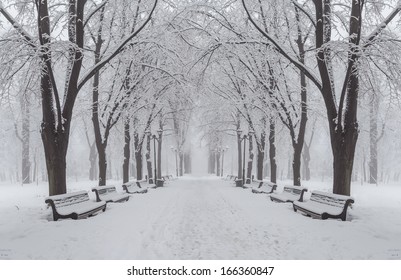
xmin=1 ymin=0 xmax=401 ymax=197
xmin=0 ymin=0 xmax=197 ymax=195
xmin=197 ymin=0 xmax=401 ymax=195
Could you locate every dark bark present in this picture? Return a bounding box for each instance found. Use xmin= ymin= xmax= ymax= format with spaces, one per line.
xmin=157 ymin=132 xmax=162 ymax=179
xmin=134 ymin=128 xmax=143 ymax=181
xmin=145 ymin=132 xmax=153 ymax=182
xmin=97 ymin=144 xmax=107 ymax=186
xmin=41 ymin=121 xmax=69 ymax=196
xmin=179 ymin=152 xmax=184 ymax=176
xmin=237 ymin=132 xmax=243 ymax=180
xmin=269 ymin=118 xmax=277 ymax=183
xmin=123 ymin=119 xmax=130 ymax=183
xmin=256 ymin=149 xmax=265 ymax=180
xmin=246 ymin=133 xmax=254 ymax=183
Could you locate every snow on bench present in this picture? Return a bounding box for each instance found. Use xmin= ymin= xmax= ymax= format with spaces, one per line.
xmin=293 ymin=191 xmax=355 ymax=221
xmin=252 ymin=181 xmax=277 ymax=194
xmin=270 ymin=185 xmax=308 ymax=203
xmin=91 ymin=185 xmax=130 ymax=203
xmin=45 ymin=191 xmax=107 ymax=221
xmin=122 ymin=181 xmax=148 ymax=194
xmin=136 ymin=179 xmax=156 ymax=189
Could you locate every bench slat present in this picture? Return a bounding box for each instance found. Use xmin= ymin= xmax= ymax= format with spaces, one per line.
xmin=270 ymin=186 xmax=308 ymax=203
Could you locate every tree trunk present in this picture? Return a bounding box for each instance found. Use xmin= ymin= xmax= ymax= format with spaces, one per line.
xmin=145 ymin=133 xmax=152 ymax=183
xmin=237 ymin=132 xmax=242 ymax=180
xmin=292 ymin=144 xmax=302 ymax=186
xmin=41 ymin=122 xmax=68 ymax=196
xmin=157 ymin=132 xmax=162 ymax=179
xmin=216 ymin=151 xmax=221 ymax=176
xmin=257 ymin=149 xmax=264 ymax=180
xmin=208 ymin=149 xmax=215 ymax=174
xmin=134 ymin=129 xmax=143 ymax=181
xmin=256 ymin=131 xmax=266 ymax=180
xmin=179 ymin=152 xmax=184 ymax=176
xmin=332 ymin=132 xmax=358 ymax=195
xmin=135 ymin=149 xmax=143 ymax=181
xmin=97 ymin=143 xmax=107 ymax=186
xmin=269 ymin=118 xmax=277 ymax=183
xmin=246 ymin=133 xmax=254 ymax=183
xmin=123 ymin=119 xmax=130 ymax=183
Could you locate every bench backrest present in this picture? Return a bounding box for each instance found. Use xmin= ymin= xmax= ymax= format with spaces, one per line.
xmin=310 ymin=191 xmax=354 ymax=208
xmin=92 ymin=185 xmax=117 ymax=196
xmin=283 ymin=185 xmax=307 ymax=195
xmin=45 ymin=191 xmax=89 ymax=208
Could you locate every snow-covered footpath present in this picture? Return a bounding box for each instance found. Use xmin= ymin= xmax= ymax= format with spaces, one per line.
xmin=0 ymin=176 xmax=400 ymax=259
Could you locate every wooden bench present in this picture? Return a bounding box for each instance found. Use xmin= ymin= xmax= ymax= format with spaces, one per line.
xmin=293 ymin=191 xmax=355 ymax=221
xmin=45 ymin=191 xmax=107 ymax=221
xmin=252 ymin=181 xmax=277 ymax=194
xmin=91 ymin=185 xmax=130 ymax=203
xmin=270 ymin=185 xmax=308 ymax=203
xmin=122 ymin=181 xmax=148 ymax=194
xmin=235 ymin=178 xmax=244 ymax=187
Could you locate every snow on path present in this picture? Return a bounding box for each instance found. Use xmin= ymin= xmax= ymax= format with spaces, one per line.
xmin=0 ymin=176 xmax=401 ymax=259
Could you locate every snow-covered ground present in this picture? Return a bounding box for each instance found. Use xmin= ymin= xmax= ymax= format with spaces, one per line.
xmin=0 ymin=176 xmax=400 ymax=259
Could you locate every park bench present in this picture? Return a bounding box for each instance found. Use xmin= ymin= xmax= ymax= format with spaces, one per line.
xmin=270 ymin=185 xmax=308 ymax=203
xmin=252 ymin=181 xmax=277 ymax=194
xmin=136 ymin=179 xmax=157 ymax=189
xmin=122 ymin=181 xmax=148 ymax=194
xmin=45 ymin=191 xmax=107 ymax=221
xmin=293 ymin=191 xmax=355 ymax=221
xmin=235 ymin=178 xmax=244 ymax=187
xmin=91 ymin=185 xmax=130 ymax=203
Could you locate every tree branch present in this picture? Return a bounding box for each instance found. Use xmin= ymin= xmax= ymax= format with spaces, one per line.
xmin=241 ymin=0 xmax=322 ymax=91
xmin=77 ymin=0 xmax=158 ymax=91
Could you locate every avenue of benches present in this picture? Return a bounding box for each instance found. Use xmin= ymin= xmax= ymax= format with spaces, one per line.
xmin=45 ymin=191 xmax=106 ymax=221
xmin=293 ymin=191 xmax=354 ymax=221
